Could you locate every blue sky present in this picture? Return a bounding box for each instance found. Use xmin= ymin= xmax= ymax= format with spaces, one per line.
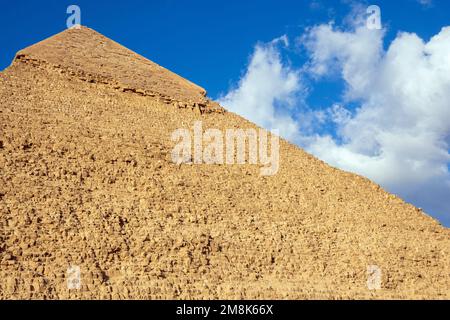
xmin=1 ymin=0 xmax=449 ymax=98
xmin=1 ymin=0 xmax=450 ymax=226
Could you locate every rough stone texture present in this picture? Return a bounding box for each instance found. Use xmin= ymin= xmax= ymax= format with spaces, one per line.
xmin=0 ymin=27 xmax=449 ymax=300
xmin=15 ymin=26 xmax=221 ymax=113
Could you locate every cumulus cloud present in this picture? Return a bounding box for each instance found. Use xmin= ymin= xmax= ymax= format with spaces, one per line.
xmin=218 ymin=19 xmax=450 ymax=226
xmin=302 ymin=23 xmax=384 ymax=99
xmin=218 ymin=37 xmax=302 ymax=141
xmin=303 ymin=23 xmax=450 ymax=225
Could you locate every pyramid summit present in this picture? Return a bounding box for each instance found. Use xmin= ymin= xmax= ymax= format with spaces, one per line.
xmin=14 ymin=26 xmax=220 ymax=112
xmin=0 ymin=27 xmax=449 ymax=299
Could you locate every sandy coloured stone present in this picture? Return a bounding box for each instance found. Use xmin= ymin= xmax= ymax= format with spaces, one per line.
xmin=0 ymin=26 xmax=448 ymax=300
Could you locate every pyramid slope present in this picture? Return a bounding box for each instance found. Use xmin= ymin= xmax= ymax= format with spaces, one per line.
xmin=16 ymin=26 xmax=208 ymax=105
xmin=0 ymin=28 xmax=449 ymax=299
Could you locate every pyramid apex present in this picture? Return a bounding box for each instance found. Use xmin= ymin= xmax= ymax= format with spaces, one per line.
xmin=14 ymin=26 xmax=208 ymax=104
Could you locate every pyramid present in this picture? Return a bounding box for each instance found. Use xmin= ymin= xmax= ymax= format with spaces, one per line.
xmin=0 ymin=27 xmax=448 ymax=299
xmin=14 ymin=26 xmax=222 ymax=113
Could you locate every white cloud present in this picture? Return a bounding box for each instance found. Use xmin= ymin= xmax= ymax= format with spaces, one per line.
xmin=218 ymin=38 xmax=302 ymax=141
xmin=302 ymin=23 xmax=384 ymax=100
xmin=218 ymin=21 xmax=450 ymax=226
xmin=303 ymin=23 xmax=450 ymax=225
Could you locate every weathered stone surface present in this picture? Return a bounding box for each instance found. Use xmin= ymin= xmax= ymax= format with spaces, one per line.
xmin=16 ymin=26 xmax=207 ymax=104
xmin=0 ymin=27 xmax=448 ymax=300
